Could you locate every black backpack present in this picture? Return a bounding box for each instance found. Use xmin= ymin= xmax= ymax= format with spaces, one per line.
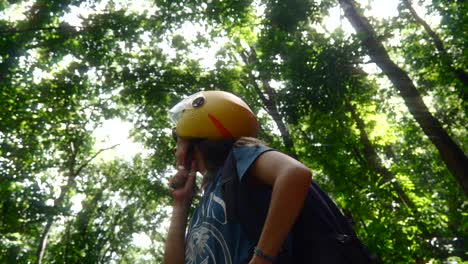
xmin=220 ymin=150 xmax=380 ymax=264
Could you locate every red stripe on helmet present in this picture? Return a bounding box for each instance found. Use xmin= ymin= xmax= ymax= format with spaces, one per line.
xmin=208 ymin=114 xmax=233 ymax=138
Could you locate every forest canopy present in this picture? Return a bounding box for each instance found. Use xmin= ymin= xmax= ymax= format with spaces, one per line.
xmin=0 ymin=0 xmax=467 ymax=263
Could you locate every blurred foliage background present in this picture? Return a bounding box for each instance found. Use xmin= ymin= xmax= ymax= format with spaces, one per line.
xmin=0 ymin=0 xmax=466 ymax=263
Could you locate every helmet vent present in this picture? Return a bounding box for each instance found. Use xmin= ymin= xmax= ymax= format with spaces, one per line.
xmin=192 ymin=96 xmax=205 ymax=108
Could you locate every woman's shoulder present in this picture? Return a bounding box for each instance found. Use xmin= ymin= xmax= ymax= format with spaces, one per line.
xmin=233 ymin=143 xmax=272 ymax=161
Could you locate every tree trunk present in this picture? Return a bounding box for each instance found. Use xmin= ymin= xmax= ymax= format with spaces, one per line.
xmin=35 ymin=142 xmax=118 ymax=264
xmin=240 ymin=49 xmax=298 ymax=159
xmin=347 ymin=102 xmax=416 ymax=209
xmin=339 ymin=0 xmax=468 ymax=195
xmin=401 ymin=0 xmax=468 ymax=92
xmin=36 ymin=218 xmax=54 ymax=264
xmin=36 ymin=176 xmax=74 ymax=264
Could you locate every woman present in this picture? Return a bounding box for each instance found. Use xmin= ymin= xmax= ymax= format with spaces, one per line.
xmin=163 ymin=91 xmax=311 ymax=264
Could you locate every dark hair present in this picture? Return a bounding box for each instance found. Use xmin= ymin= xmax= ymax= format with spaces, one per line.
xmin=192 ymin=137 xmax=266 ymax=186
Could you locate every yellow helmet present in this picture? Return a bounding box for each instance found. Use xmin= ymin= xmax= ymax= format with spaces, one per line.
xmin=169 ymin=91 xmax=259 ymax=140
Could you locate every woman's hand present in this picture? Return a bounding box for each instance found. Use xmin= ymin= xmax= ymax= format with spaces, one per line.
xmin=169 ymin=161 xmax=197 ymax=207
xmin=174 ymin=137 xmax=190 ymax=168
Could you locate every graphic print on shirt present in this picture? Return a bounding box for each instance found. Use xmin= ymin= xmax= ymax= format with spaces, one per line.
xmin=185 ymin=191 xmax=232 ymax=264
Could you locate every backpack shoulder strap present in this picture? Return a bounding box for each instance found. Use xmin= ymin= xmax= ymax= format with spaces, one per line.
xmin=220 ymin=150 xmax=238 ymax=224
xmin=220 ymin=150 xmax=268 ymax=241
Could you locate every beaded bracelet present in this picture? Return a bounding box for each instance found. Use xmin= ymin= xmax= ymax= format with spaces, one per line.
xmin=253 ymin=247 xmax=276 ymax=263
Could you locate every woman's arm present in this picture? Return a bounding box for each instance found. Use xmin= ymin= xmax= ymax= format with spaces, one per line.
xmin=247 ymin=151 xmax=312 ymax=263
xmin=163 ymin=201 xmax=191 ymax=264
xmin=163 ymin=161 xmax=197 ymax=264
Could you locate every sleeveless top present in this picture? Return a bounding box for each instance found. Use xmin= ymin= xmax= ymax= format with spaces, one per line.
xmin=184 ymin=145 xmax=273 ymax=264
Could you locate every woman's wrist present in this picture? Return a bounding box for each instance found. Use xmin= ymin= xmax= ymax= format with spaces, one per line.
xmin=252 ymin=247 xmax=276 ymax=263
xmin=250 ymin=254 xmax=273 ymax=264
xmin=172 ymin=201 xmax=191 ymax=211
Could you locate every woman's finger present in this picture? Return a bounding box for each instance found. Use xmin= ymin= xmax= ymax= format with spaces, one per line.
xmin=182 ymin=161 xmax=197 ymax=192
xmin=175 ymin=138 xmax=190 ymax=168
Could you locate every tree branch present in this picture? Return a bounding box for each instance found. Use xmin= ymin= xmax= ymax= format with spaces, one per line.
xmin=0 ymin=26 xmax=81 ymax=35
xmin=401 ymin=0 xmax=468 ymax=88
xmin=74 ymin=144 xmax=120 ymax=176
